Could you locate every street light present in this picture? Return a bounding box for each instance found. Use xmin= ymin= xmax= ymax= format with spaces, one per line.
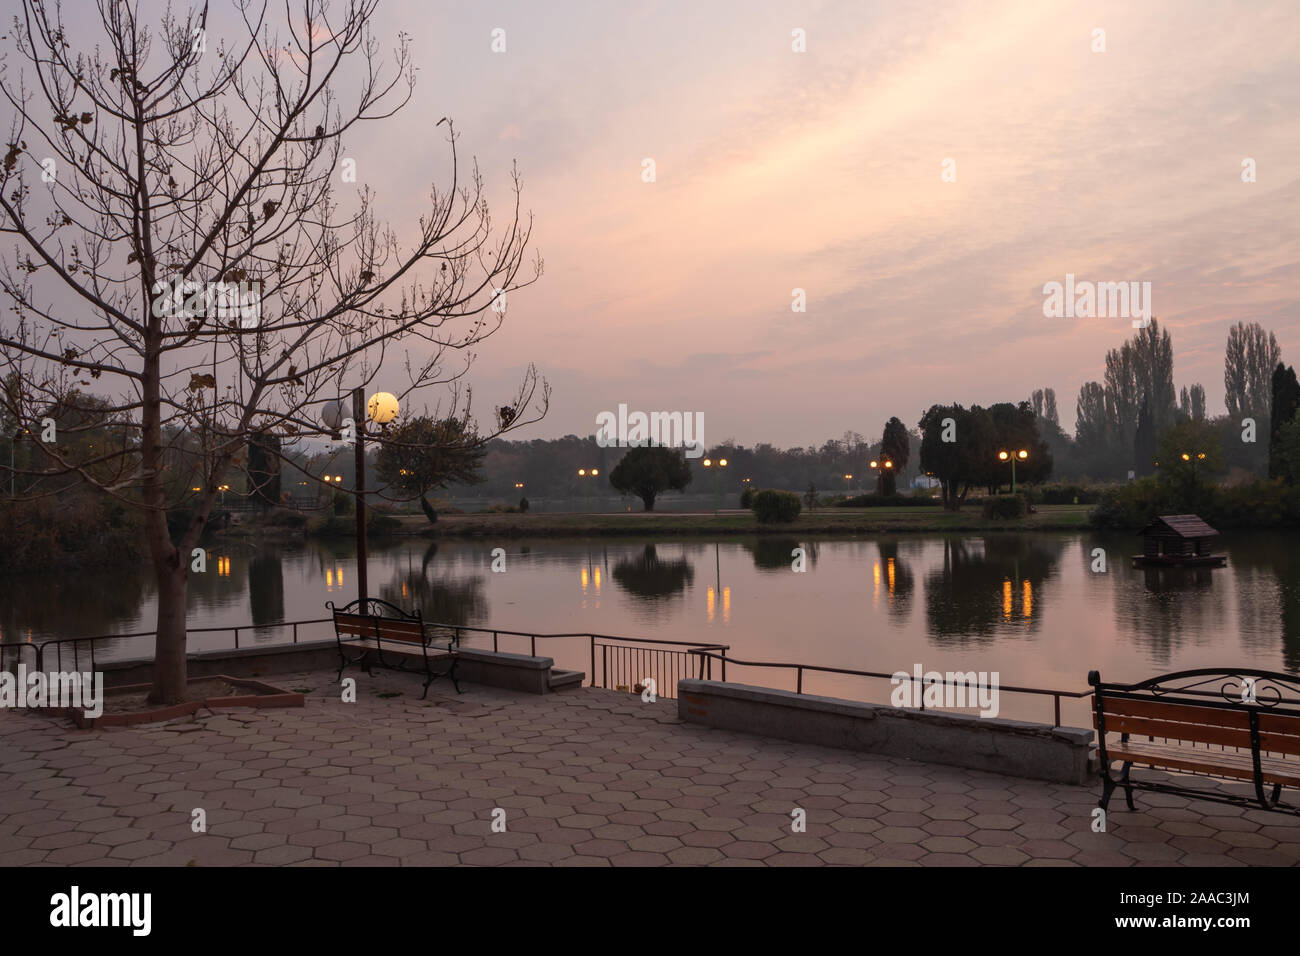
xmin=868 ymin=459 xmax=894 ymax=496
xmin=577 ymin=468 xmax=599 ymax=512
xmin=1179 ymin=451 xmax=1207 ymax=483
xmin=321 ymin=388 xmax=400 ymax=604
xmin=997 ymin=449 xmax=1028 ymax=494
xmin=702 ymin=457 xmax=728 ymax=515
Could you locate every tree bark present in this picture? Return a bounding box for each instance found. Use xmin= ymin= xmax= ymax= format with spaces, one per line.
xmin=150 ymin=555 xmax=189 ymax=704
xmin=640 ymin=493 xmax=655 ymax=511
xmin=142 ymin=337 xmax=190 ymax=704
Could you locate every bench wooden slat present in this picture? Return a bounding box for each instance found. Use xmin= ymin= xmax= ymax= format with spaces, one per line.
xmin=334 ymin=615 xmax=426 ymax=642
xmin=1258 ymin=711 xmax=1300 ymax=735
xmin=1099 ymin=696 xmax=1251 ymax=728
xmin=1105 ymin=738 xmax=1300 ymax=787
xmin=1093 ymin=713 xmax=1253 ymax=749
xmin=1095 ymin=698 xmax=1300 ymax=756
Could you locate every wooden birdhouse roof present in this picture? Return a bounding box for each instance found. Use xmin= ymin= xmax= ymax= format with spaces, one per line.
xmin=1137 ymin=514 xmax=1219 ymax=539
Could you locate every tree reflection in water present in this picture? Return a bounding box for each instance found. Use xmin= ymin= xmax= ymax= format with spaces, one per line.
xmin=0 ymin=563 xmax=148 ymax=656
xmin=924 ymin=535 xmax=1063 ymax=643
xmin=1192 ymin=532 xmax=1300 ymax=671
xmin=742 ymin=537 xmax=819 ymax=572
xmin=610 ymin=544 xmax=695 ymax=602
xmin=380 ymin=540 xmax=486 ymax=627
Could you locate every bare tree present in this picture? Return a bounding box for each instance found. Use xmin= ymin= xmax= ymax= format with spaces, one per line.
xmin=0 ymin=0 xmax=547 ymax=702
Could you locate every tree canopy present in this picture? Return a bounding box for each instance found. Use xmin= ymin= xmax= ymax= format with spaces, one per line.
xmin=608 ymin=445 xmax=692 ymax=511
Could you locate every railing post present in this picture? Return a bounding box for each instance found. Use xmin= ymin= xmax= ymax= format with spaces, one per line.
xmin=602 ymin=643 xmax=608 ymax=689
xmin=493 ymin=631 xmax=499 ymax=652
xmin=293 ymin=622 xmax=299 ymax=644
xmin=721 ymin=648 xmax=727 ymax=683
xmin=797 ymin=666 xmax=803 ymax=694
xmin=1054 ymin=694 xmax=1061 ymax=728
xmin=531 ymin=635 xmax=536 ymax=657
xmin=590 ymin=637 xmax=596 ymax=688
xmin=234 ymin=627 xmax=239 ymax=649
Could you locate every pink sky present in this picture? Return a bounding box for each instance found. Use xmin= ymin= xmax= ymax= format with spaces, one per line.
xmin=223 ymin=1 xmax=1300 ymax=445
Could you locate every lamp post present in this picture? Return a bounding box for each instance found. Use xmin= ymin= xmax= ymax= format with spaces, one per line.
xmin=997 ymin=449 xmax=1028 ymax=494
xmin=8 ymin=427 xmax=31 ymax=496
xmin=1180 ymin=451 xmax=1206 ymax=482
xmin=322 ymin=388 xmax=398 ymax=605
xmin=702 ymin=457 xmax=727 ymax=515
xmin=843 ymin=473 xmax=853 ymax=495
xmin=868 ymin=458 xmax=893 ymax=497
xmin=577 ymin=468 xmax=599 ymax=513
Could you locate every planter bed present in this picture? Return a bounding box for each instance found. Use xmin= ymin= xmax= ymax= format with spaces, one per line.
xmin=45 ymin=675 xmax=303 ymax=729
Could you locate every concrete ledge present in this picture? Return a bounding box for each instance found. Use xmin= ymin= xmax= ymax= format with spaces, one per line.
xmin=98 ymin=641 xmax=340 ymax=688
xmin=95 ymin=640 xmax=578 ymax=696
xmin=677 ymin=678 xmax=1093 ymax=784
xmin=452 ymin=647 xmax=564 ymax=695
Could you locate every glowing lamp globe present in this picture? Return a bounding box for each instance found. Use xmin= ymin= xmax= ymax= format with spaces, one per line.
xmin=367 ymin=392 xmax=399 ymax=424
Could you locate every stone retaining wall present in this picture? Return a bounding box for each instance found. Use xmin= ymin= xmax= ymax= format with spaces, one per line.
xmin=677 ymin=678 xmax=1094 ymax=784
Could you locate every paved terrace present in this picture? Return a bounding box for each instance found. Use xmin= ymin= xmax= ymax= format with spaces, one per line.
xmin=2 ymin=669 xmax=1299 ymax=867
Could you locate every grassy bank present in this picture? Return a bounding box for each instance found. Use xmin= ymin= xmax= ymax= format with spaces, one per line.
xmin=403 ymin=504 xmax=1093 ymax=537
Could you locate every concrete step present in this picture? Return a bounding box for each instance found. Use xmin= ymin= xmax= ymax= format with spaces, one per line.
xmin=548 ymin=669 xmax=585 ymax=692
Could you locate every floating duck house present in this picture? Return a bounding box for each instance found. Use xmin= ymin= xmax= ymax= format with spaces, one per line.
xmin=1133 ymin=514 xmax=1227 ymax=568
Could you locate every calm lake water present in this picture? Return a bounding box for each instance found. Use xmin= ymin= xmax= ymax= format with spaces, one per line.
xmin=3 ymin=531 xmax=1298 ymax=723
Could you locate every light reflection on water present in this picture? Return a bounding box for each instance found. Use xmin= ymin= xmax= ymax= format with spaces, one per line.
xmin=3 ymin=531 xmax=1298 ymax=723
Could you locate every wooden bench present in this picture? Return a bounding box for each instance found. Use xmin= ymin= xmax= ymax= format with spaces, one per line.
xmin=329 ymin=598 xmax=461 ymax=699
xmin=1089 ymin=668 xmax=1300 ymax=816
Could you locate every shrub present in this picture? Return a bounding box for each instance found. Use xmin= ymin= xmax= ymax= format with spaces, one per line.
xmin=519 ymin=496 xmax=530 ymax=513
xmin=332 ymin=489 xmax=353 ymax=515
xmin=751 ymin=489 xmax=802 ymax=523
xmin=488 ymin=502 xmax=520 ymax=514
xmin=1032 ymin=483 xmax=1106 ymax=505
xmin=739 ymin=485 xmax=757 ymax=509
xmin=267 ymin=508 xmax=308 ymax=529
xmin=366 ymin=508 xmax=402 ymax=536
xmin=308 ymin=513 xmax=351 ymax=536
xmin=0 ymin=492 xmax=144 ymax=573
xmin=836 ymin=493 xmax=943 ymax=508
xmin=1089 ymin=478 xmax=1170 ymax=529
xmin=982 ymin=494 xmax=1027 ymax=520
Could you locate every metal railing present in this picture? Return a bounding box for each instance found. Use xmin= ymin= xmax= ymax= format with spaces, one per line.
xmin=2 ymin=618 xmax=1093 ymax=720
xmin=0 ymin=618 xmax=728 ymax=701
xmin=2 ymin=618 xmax=333 ymax=675
xmin=685 ymin=649 xmax=1091 ymax=727
xmin=430 ymin=624 xmax=728 ymax=699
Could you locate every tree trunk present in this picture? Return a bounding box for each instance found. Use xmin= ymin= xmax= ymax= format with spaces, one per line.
xmin=641 ymin=493 xmax=655 ymax=511
xmin=141 ymin=309 xmax=190 ymax=704
xmin=420 ymin=493 xmax=438 ymax=524
xmin=150 ymin=554 xmax=189 ymax=704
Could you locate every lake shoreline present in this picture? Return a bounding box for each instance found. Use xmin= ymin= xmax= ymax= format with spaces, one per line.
xmin=406 ymin=505 xmax=1093 ymax=538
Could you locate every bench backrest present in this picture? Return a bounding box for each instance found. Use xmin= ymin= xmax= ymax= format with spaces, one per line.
xmin=333 ymin=611 xmax=427 ymax=645
xmin=1092 ymin=693 xmax=1300 ymax=755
